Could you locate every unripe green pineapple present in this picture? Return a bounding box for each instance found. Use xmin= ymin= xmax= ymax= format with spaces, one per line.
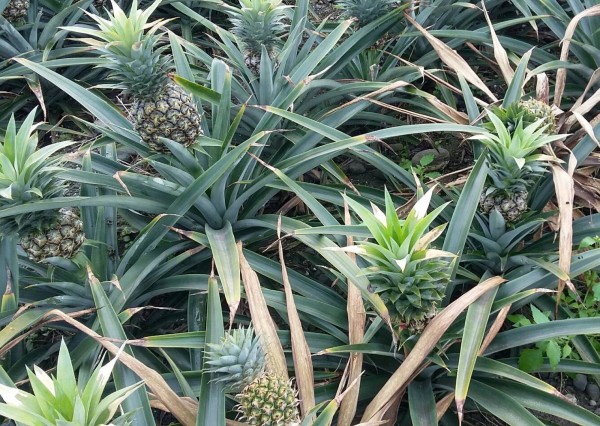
xmin=206 ymin=327 xmax=299 ymax=425
xmin=237 ymin=373 xmax=299 ymax=426
xmin=228 ymin=0 xmax=289 ymax=74
xmin=475 ymin=111 xmax=565 ymax=223
xmin=1 ymin=0 xmax=29 ymax=23
xmin=343 ymin=188 xmax=455 ymax=339
xmin=519 ymin=98 xmax=557 ymax=134
xmin=68 ymin=0 xmax=202 ymax=153
xmin=20 ymin=209 xmax=85 ymax=262
xmin=0 ymin=110 xmax=85 ymax=262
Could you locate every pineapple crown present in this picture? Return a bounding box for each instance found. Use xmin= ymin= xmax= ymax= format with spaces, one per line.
xmin=228 ymin=0 xmax=289 ymax=56
xmin=0 ymin=340 xmax=141 ymax=425
xmin=205 ymin=327 xmax=266 ymax=391
xmin=342 ymin=188 xmax=455 ymax=331
xmin=473 ymin=111 xmax=565 ymax=191
xmin=336 ymin=0 xmax=397 ymax=26
xmin=0 ymin=109 xmax=74 ymax=236
xmin=342 ymin=187 xmax=454 ymax=278
xmin=65 ymin=0 xmax=171 ymax=97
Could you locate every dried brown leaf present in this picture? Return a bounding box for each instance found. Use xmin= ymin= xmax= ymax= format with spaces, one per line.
xmin=550 ymin=160 xmax=577 ymax=308
xmin=276 ymin=216 xmax=315 ymax=418
xmin=554 ymin=5 xmax=600 ymax=107
xmin=237 ymin=242 xmax=288 ymax=380
xmin=337 ymin=200 xmax=366 ymax=426
xmin=404 ymin=13 xmax=497 ymax=101
xmin=482 ymin=2 xmax=514 ymax=84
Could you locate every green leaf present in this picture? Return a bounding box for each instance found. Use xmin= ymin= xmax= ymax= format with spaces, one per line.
xmin=519 ymin=349 xmax=544 ymax=372
xmin=205 ymin=221 xmax=240 ymax=325
xmin=531 ymin=305 xmax=550 ymax=325
xmin=546 ymin=340 xmax=562 ymax=369
xmin=408 ymin=379 xmax=437 ymax=426
xmin=197 ymin=277 xmax=226 ymax=425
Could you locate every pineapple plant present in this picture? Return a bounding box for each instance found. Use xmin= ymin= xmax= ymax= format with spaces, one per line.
xmin=343 ymin=188 xmax=455 ymax=339
xmin=336 ymin=0 xmax=396 ymax=27
xmin=0 ymin=110 xmax=85 ymax=262
xmin=69 ymin=0 xmax=202 ymax=153
xmin=0 ymin=339 xmax=141 ymax=425
xmin=1 ymin=0 xmax=29 ymax=23
xmin=206 ymin=327 xmax=299 ymax=425
xmin=475 ymin=111 xmax=565 ymax=223
xmin=228 ymin=0 xmax=289 ymax=74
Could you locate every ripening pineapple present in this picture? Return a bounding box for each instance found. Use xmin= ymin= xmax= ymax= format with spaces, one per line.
xmin=343 ymin=188 xmax=455 ymax=338
xmin=206 ymin=327 xmax=299 ymax=425
xmin=1 ymin=0 xmax=29 ymax=22
xmin=228 ymin=0 xmax=289 ymax=74
xmin=475 ymin=111 xmax=564 ymax=223
xmin=0 ymin=110 xmax=85 ymax=262
xmin=69 ymin=0 xmax=202 ymax=153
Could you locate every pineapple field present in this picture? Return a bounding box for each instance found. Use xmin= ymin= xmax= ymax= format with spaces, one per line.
xmin=2 ymin=0 xmax=600 ymax=424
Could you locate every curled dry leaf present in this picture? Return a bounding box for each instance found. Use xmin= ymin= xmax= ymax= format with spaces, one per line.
xmin=554 ymin=5 xmax=600 ymax=107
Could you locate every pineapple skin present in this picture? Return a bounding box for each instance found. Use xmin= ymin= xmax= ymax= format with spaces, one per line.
xmin=376 ymin=260 xmax=450 ymax=336
xmin=131 ymin=82 xmax=202 ymax=153
xmin=2 ymin=0 xmax=29 ymax=22
xmin=236 ymin=373 xmax=299 ymax=426
xmin=479 ymin=189 xmax=528 ymax=223
xmin=519 ymin=98 xmax=556 ymax=134
xmin=20 ymin=210 xmax=85 ymax=262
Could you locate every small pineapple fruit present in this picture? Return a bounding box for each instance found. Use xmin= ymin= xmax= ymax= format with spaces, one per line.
xmin=228 ymin=0 xmax=289 ymax=74
xmin=486 ymin=99 xmax=557 ymax=135
xmin=206 ymin=327 xmax=299 ymax=425
xmin=1 ymin=0 xmax=29 ymax=23
xmin=475 ymin=111 xmax=565 ymax=223
xmin=519 ymin=98 xmax=557 ymax=134
xmin=343 ymin=188 xmax=455 ymax=338
xmin=0 ymin=110 xmax=85 ymax=262
xmin=336 ymin=0 xmax=396 ymax=27
xmin=71 ymin=0 xmax=202 ymax=153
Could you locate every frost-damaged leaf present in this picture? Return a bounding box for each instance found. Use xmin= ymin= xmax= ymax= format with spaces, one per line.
xmin=361 ymin=276 xmax=505 ymax=421
xmin=237 ymin=243 xmax=288 ymax=380
xmin=277 ymin=216 xmax=315 ymax=418
xmin=337 ymin=201 xmax=365 ymax=426
xmin=403 ymin=12 xmax=497 ymax=102
xmin=551 ymin=158 xmax=578 ymax=308
xmin=555 ymin=5 xmax=600 ymax=108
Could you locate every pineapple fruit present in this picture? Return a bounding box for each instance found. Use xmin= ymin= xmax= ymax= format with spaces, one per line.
xmin=476 ymin=109 xmax=563 ymax=223
xmin=486 ymin=98 xmax=557 ymax=135
xmin=0 ymin=110 xmax=85 ymax=262
xmin=228 ymin=0 xmax=289 ymax=74
xmin=206 ymin=327 xmax=299 ymax=425
xmin=343 ymin=188 xmax=454 ymax=339
xmin=1 ymin=0 xmax=29 ymax=23
xmin=71 ymin=0 xmax=202 ymax=153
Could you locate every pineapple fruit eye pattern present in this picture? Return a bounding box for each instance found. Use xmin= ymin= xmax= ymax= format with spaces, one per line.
xmin=207 ymin=327 xmax=300 ymax=425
